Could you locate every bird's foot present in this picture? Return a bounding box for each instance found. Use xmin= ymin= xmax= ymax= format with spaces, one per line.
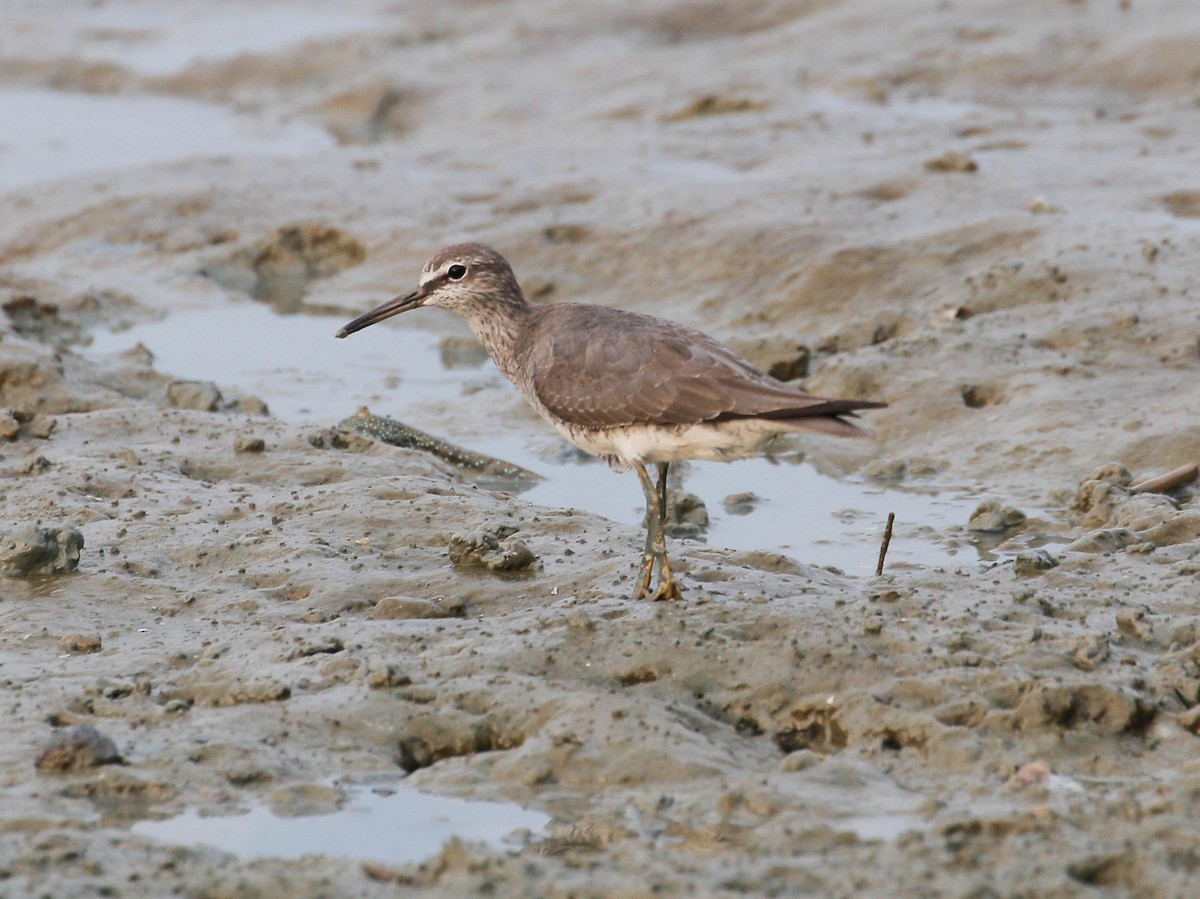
xmin=648 ymin=577 xmax=684 ymax=602
xmin=635 ymin=552 xmax=655 ymax=599
xmin=648 ymin=553 xmax=683 ymax=601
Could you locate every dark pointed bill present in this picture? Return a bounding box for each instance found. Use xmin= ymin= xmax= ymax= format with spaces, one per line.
xmin=335 ymin=286 xmax=427 ymax=338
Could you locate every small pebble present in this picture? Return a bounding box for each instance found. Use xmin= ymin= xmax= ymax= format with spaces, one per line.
xmin=664 ymin=491 xmax=708 ymax=538
xmin=1014 ymin=549 xmax=1057 ymax=577
xmin=448 ymin=530 xmax=537 ymax=572
xmin=371 ymin=596 xmax=465 ymax=620
xmin=1073 ymin=635 xmax=1109 ymax=671
xmin=565 ymin=610 xmax=596 ymax=632
xmin=1115 ymin=608 xmax=1154 ymax=643
xmin=234 ymin=435 xmax=266 ymax=453
xmin=35 ymin=725 xmax=122 ymax=771
xmin=0 ymin=410 xmax=20 ymax=441
xmin=366 ymin=663 xmax=413 ymax=689
xmin=1180 ymin=706 xmax=1200 ymax=735
xmin=58 ymin=633 xmax=102 ymax=654
xmin=779 ymin=749 xmax=822 ymax=772
xmin=968 ymin=500 xmax=1026 ymax=533
xmin=166 ymin=380 xmax=222 ymax=412
xmin=924 ymin=150 xmax=978 ymax=172
xmin=722 ymin=492 xmax=760 ymax=516
xmin=231 ymin=395 xmax=270 ymax=416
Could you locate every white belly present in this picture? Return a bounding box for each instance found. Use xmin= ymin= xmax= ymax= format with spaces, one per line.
xmin=553 ymin=419 xmax=786 ymax=470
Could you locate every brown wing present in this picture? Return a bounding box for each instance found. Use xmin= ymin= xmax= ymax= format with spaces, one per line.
xmin=520 ymin=304 xmax=883 ymax=429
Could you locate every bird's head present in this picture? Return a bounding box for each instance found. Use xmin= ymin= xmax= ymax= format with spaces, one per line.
xmin=336 ymin=242 xmax=523 ymax=338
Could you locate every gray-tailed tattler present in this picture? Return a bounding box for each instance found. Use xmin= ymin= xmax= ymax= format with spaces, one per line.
xmin=338 ymin=243 xmax=885 ymax=601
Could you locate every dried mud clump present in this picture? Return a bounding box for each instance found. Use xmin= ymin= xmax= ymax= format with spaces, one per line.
xmin=0 ymin=524 xmax=83 ymax=576
xmin=314 ymin=82 xmax=421 ymax=144
xmin=165 ymin=380 xmax=269 ymax=416
xmin=448 ymin=528 xmax=537 ymax=572
xmin=2 ymin=294 xmax=81 ymax=344
xmin=1068 ymin=461 xmax=1200 ymax=552
xmin=370 ymin=596 xmax=466 ymax=620
xmin=967 ymin=500 xmax=1026 ymax=533
xmin=204 ymin=223 xmax=367 ymax=311
xmin=397 ymin=715 xmax=527 ymax=773
xmin=662 ymin=94 xmax=767 ymax=122
xmin=35 ymin=726 xmax=122 ymax=772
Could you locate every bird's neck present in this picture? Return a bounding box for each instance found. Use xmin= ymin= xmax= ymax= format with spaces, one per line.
xmin=464 ymin=293 xmax=532 ymax=383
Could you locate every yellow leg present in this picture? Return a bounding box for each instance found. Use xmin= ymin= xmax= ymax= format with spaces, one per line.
xmin=633 ymin=463 xmax=684 ymax=601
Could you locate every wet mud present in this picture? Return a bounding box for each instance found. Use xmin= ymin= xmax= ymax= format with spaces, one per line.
xmin=3 ymin=1 xmax=1200 ymax=896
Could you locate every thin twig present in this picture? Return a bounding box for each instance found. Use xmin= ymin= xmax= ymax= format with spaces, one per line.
xmin=875 ymin=512 xmax=895 ymax=577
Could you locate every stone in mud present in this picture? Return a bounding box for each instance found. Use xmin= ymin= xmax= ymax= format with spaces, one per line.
xmin=21 ymin=412 xmax=55 ymax=439
xmin=1115 ymin=608 xmax=1156 ymax=644
xmin=0 ymin=409 xmax=20 ymax=440
xmin=265 ymin=783 xmax=344 ymax=817
xmin=1071 ymin=465 xmax=1133 ymax=528
xmin=58 ymin=633 xmax=102 ymax=654
xmin=316 ymin=82 xmax=420 ymax=145
xmin=2 ymin=294 xmax=80 ymax=343
xmin=779 ymin=749 xmax=823 ymax=772
xmin=723 ymin=492 xmax=760 ymax=516
xmin=767 ymin=346 xmax=812 ymax=382
xmin=1064 ymin=527 xmax=1138 ymax=553
xmin=967 ymin=500 xmax=1027 ymax=533
xmin=234 ymin=435 xmax=265 ymax=453
xmin=178 ymin=679 xmax=292 ymax=706
xmin=395 ymin=712 xmax=524 ymax=774
xmin=1013 ymin=549 xmax=1057 ymax=576
xmin=1141 ymin=511 xmax=1200 ymax=548
xmin=226 ymin=680 xmax=291 ymax=705
xmin=0 ymin=524 xmax=83 ymax=576
xmin=565 ymin=609 xmax=595 ymax=632
xmin=448 ymin=530 xmax=537 ymax=572
xmin=1072 ymin=635 xmax=1110 ymax=671
xmin=22 ymin=455 xmax=51 ymax=475
xmin=238 ymin=223 xmax=367 ymax=310
xmin=663 ymin=93 xmax=767 ymax=122
xmin=35 ymin=725 xmax=122 ymax=771
xmin=0 ymin=408 xmax=56 ymax=440
xmin=166 ymin=380 xmax=222 ymax=412
xmin=439 ymin=335 xmax=490 ymax=368
xmin=371 ymin=596 xmax=465 ymax=620
xmin=1180 ymin=706 xmax=1200 ymax=735
xmin=366 ymin=663 xmax=412 ymax=689
xmin=229 ymin=394 xmax=270 ymax=416
xmin=924 ymin=150 xmax=978 ymax=172
xmin=61 ymin=770 xmax=176 ymax=805
xmin=283 ymin=636 xmax=344 ymax=659
xmin=307 ymin=427 xmax=373 ymax=452
xmin=1110 ymin=493 xmax=1178 ymax=531
xmin=664 ymin=490 xmax=709 ymax=538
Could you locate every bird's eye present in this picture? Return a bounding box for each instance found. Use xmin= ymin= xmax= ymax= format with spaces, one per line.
xmin=447 ymin=264 xmax=467 ymax=280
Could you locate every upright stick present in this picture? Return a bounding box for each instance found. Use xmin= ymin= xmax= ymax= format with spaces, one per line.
xmin=875 ymin=512 xmax=895 ymax=577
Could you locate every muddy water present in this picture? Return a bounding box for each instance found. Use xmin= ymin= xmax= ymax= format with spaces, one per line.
xmin=0 ymin=88 xmax=333 ymax=192
xmin=35 ymin=5 xmax=386 ymax=76
xmin=8 ymin=2 xmax=1200 ymax=895
xmin=88 ymin=303 xmax=986 ymax=575
xmin=132 ymin=782 xmax=549 ymax=863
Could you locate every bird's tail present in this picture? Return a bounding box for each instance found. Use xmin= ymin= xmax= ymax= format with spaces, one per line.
xmin=756 ymin=398 xmax=886 ymax=439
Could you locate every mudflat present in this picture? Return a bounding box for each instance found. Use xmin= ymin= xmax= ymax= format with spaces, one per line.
xmin=2 ymin=1 xmax=1199 ymax=896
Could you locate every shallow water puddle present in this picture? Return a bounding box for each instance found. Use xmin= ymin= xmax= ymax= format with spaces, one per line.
xmin=89 ymin=304 xmax=988 ymax=575
xmin=131 ymin=783 xmax=549 ymax=863
xmin=43 ymin=4 xmax=384 ymax=77
xmin=0 ymin=88 xmax=333 ymax=192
